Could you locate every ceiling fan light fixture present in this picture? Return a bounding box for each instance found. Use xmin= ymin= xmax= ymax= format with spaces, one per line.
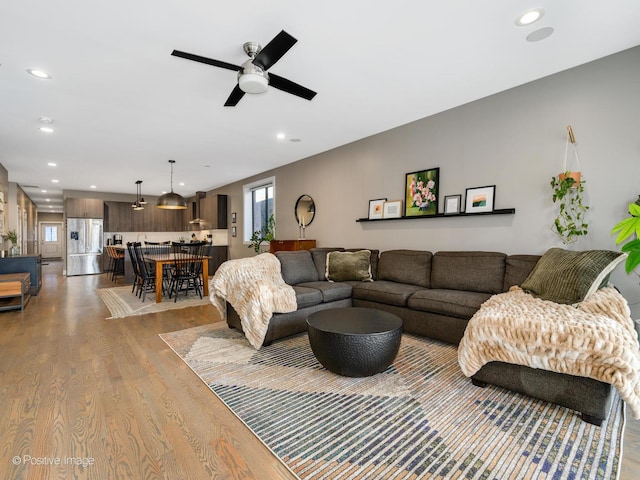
xmin=238 ymin=72 xmax=269 ymax=94
xmin=156 ymin=160 xmax=187 ymax=209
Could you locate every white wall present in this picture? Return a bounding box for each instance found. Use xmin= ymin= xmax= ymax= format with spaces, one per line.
xmin=210 ymin=46 xmax=640 ymax=316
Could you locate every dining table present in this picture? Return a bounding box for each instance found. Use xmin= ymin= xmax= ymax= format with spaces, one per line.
xmin=143 ymin=253 xmax=210 ymax=303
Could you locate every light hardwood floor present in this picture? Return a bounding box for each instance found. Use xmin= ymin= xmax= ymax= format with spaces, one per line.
xmin=0 ymin=260 xmax=638 ymax=479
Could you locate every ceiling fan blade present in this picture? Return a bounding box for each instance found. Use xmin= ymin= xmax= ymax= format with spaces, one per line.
xmin=269 ymin=73 xmax=317 ymax=101
xmin=224 ymin=85 xmax=245 ymax=106
xmin=253 ymin=30 xmax=297 ymax=71
xmin=171 ymin=50 xmax=241 ymax=71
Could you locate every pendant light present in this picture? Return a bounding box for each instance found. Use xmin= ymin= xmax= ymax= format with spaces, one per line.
xmin=132 ymin=180 xmax=145 ymax=210
xmin=156 ymin=160 xmax=187 ymax=209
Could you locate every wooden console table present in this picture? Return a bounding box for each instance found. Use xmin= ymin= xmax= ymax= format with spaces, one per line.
xmin=270 ymin=239 xmax=317 ymax=253
xmin=0 ymin=272 xmax=31 ymax=311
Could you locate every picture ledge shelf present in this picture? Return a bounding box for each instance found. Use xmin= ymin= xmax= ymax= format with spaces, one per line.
xmin=356 ymin=208 xmax=516 ymax=223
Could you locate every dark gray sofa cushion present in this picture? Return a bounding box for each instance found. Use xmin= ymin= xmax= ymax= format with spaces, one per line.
xmin=431 ymin=251 xmax=506 ymax=294
xmin=275 ymin=250 xmax=318 ymax=285
xmin=377 ymin=250 xmax=432 ymax=288
xmin=408 ymin=289 xmax=493 ymax=319
xmin=293 ymin=285 xmax=323 ymax=308
xmin=310 ymin=247 xmax=345 ymax=280
xmin=352 ymin=280 xmax=425 ymax=307
xmin=504 ymin=254 xmax=541 ymax=291
xmin=297 ymin=281 xmax=353 ymax=303
xmin=345 ymin=248 xmax=380 ymax=280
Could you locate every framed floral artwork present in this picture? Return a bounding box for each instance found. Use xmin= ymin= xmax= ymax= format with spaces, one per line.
xmin=368 ymin=198 xmax=387 ymax=220
xmin=465 ymin=185 xmax=495 ymax=213
xmin=383 ymin=200 xmax=403 ymax=218
xmin=404 ymin=168 xmax=439 ymax=217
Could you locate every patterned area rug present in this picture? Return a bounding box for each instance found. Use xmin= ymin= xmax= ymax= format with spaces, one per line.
xmin=97 ymin=285 xmax=211 ymax=319
xmin=160 ymin=322 xmax=625 ymax=479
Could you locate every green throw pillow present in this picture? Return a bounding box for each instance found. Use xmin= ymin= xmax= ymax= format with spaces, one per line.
xmin=520 ymin=247 xmax=626 ymax=305
xmin=326 ymin=250 xmax=373 ymax=282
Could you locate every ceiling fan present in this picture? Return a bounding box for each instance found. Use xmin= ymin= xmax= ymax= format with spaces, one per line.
xmin=172 ymin=30 xmax=317 ymax=107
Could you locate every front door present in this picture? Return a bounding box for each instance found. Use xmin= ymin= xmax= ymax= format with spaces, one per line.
xmin=40 ymin=222 xmax=63 ymax=259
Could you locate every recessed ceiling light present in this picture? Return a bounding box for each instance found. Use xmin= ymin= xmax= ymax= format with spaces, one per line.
xmin=27 ymin=68 xmax=52 ymax=79
xmin=276 ymin=133 xmax=286 ymax=140
xmin=46 ymin=199 xmax=50 ymax=202
xmin=90 ymin=185 xmax=97 ymax=189
xmin=39 ymin=126 xmax=54 ymax=133
xmin=41 ymin=189 xmax=47 ymax=193
xmin=51 ymin=179 xmax=59 ymax=183
xmin=47 ymin=162 xmax=56 ymax=167
xmin=179 ymin=182 xmax=184 ymax=186
xmin=526 ymin=27 xmax=554 ymax=42
xmin=515 ymin=8 xmax=545 ymax=26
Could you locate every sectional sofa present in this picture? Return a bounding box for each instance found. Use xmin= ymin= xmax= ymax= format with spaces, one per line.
xmin=225 ymin=248 xmax=616 ymax=425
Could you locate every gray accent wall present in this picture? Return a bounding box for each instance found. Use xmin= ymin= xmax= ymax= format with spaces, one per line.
xmin=209 ymin=46 xmax=640 ymax=316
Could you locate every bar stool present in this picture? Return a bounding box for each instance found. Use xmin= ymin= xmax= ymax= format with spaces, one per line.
xmin=107 ymin=245 xmax=125 ymax=281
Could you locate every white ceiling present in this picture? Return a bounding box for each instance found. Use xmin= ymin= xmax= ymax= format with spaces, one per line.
xmin=1 ymin=1 xmax=640 ymax=214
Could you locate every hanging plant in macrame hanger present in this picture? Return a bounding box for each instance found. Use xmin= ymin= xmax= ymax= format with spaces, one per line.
xmin=550 ymin=125 xmax=589 ymax=244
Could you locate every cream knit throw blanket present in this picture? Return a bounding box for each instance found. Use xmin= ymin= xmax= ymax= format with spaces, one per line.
xmin=458 ymin=286 xmax=640 ymax=419
xmin=209 ymin=253 xmax=297 ymax=349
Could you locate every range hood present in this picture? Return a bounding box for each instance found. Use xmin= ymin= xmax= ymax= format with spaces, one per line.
xmin=188 ymin=191 xmax=209 ymax=229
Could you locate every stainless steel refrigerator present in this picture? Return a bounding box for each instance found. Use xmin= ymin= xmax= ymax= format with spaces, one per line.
xmin=66 ymin=218 xmax=103 ymax=276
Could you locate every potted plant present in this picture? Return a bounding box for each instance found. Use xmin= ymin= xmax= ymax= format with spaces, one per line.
xmin=248 ymin=214 xmax=275 ymax=254
xmin=550 ymin=172 xmax=589 ymax=244
xmin=611 ymin=195 xmax=640 ymax=275
xmin=2 ymin=229 xmax=19 ymax=256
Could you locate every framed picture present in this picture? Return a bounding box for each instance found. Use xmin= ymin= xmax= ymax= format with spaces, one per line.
xmin=465 ymin=185 xmax=496 ymax=214
xmin=368 ymin=198 xmax=387 ymax=219
xmin=231 ymin=212 xmax=237 ymax=223
xmin=444 ymin=194 xmax=461 ymax=215
xmin=383 ymin=200 xmax=403 ymax=218
xmin=231 ymin=226 xmax=237 ymax=237
xmin=405 ymin=168 xmax=439 ymax=217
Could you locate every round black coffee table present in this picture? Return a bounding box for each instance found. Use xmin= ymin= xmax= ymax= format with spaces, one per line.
xmin=306 ymin=307 xmax=403 ymax=377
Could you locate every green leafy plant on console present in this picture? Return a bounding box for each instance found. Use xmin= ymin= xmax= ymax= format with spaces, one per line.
xmin=2 ymin=229 xmax=18 ymax=245
xmin=611 ymin=195 xmax=640 ymax=275
xmin=248 ymin=214 xmax=275 ymax=254
xmin=550 ymin=171 xmax=589 ymax=244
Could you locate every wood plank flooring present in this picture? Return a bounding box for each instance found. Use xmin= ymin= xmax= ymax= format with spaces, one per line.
xmin=0 ymin=260 xmax=638 ymax=479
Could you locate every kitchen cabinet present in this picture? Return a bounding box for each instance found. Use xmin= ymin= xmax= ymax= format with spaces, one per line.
xmin=105 ymin=201 xmax=185 ymax=232
xmin=203 ymin=245 xmax=228 ymax=276
xmin=270 ymin=240 xmax=316 ymax=253
xmin=104 ymin=201 xmax=132 ymax=231
xmin=65 ymin=198 xmax=104 ymax=218
xmin=0 ymin=254 xmax=42 ymax=295
xmin=199 ymin=195 xmax=228 ymax=229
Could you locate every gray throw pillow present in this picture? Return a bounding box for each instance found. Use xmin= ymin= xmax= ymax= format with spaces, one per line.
xmin=326 ymin=250 xmax=373 ymax=282
xmin=520 ymin=247 xmax=626 ymax=304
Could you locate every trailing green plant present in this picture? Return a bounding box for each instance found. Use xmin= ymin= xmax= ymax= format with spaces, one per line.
xmin=248 ymin=214 xmax=275 ymax=253
xmin=550 ymin=171 xmax=589 ymax=244
xmin=611 ymin=195 xmax=640 ymax=275
xmin=2 ymin=229 xmax=18 ymax=245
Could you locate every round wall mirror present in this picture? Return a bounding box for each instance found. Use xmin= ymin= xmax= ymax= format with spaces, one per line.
xmin=295 ymin=194 xmax=315 ymax=227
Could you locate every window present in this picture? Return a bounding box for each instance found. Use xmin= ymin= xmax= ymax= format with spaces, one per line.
xmin=243 ymin=177 xmax=275 ymax=243
xmin=44 ymin=226 xmax=58 ymax=242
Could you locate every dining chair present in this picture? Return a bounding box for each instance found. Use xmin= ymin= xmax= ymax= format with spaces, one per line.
xmin=126 ymin=242 xmax=142 ymax=296
xmin=168 ymin=241 xmax=206 ymax=302
xmin=145 ymin=241 xmax=171 ymax=294
xmin=132 ymin=242 xmax=157 ymax=302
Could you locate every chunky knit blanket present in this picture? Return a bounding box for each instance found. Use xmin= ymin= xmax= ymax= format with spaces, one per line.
xmin=458 ymin=286 xmax=640 ymax=419
xmin=209 ymin=253 xmax=297 ymax=349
